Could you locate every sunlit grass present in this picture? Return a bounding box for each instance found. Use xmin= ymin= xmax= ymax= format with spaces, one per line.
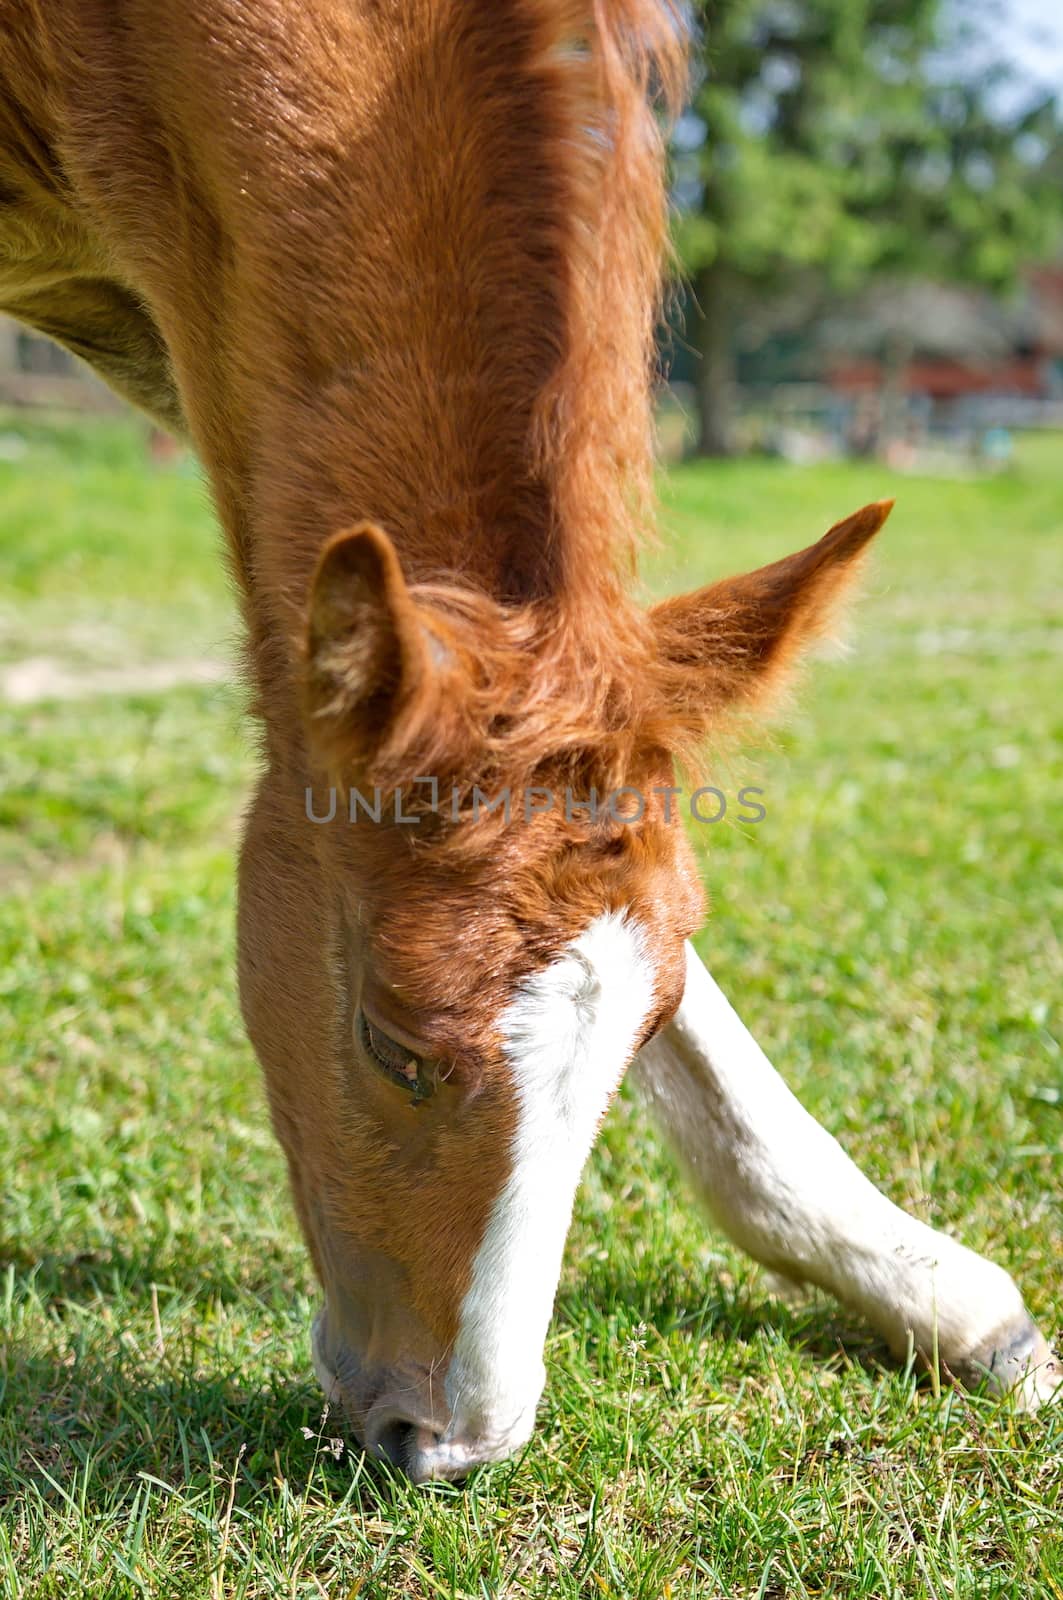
xmin=1 ymin=414 xmax=1060 ymax=1597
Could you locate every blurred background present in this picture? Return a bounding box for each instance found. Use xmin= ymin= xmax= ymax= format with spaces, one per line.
xmin=661 ymin=0 xmax=1063 ymax=468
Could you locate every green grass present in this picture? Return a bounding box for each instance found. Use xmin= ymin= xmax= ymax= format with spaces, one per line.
xmin=1 ymin=412 xmax=1060 ymax=1598
xmin=0 ymin=409 xmax=232 ymax=667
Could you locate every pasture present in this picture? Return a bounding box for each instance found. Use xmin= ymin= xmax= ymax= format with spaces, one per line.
xmin=1 ymin=413 xmax=1060 ymax=1597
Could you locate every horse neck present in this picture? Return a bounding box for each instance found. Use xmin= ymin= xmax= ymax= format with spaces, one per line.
xmin=21 ymin=0 xmax=677 ymax=741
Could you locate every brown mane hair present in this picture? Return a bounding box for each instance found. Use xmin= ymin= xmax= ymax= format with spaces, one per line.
xmin=517 ymin=0 xmax=687 ymax=597
xmin=299 ymin=0 xmax=692 ymax=802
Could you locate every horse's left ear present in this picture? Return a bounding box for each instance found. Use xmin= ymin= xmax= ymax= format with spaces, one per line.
xmin=304 ymin=521 xmax=436 ymax=776
xmin=650 ymin=499 xmax=894 ymax=724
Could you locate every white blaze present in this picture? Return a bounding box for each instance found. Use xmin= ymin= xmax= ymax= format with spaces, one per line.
xmin=444 ymin=911 xmax=655 ymax=1454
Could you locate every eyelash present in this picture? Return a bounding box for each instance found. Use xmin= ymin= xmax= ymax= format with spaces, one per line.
xmin=357 ymin=1012 xmax=426 ymax=1097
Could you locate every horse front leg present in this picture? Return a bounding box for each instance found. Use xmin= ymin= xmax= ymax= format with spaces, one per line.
xmin=634 ymin=942 xmax=1059 ymax=1409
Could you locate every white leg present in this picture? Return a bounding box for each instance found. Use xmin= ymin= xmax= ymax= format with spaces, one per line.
xmin=634 ymin=942 xmax=1059 ymax=1409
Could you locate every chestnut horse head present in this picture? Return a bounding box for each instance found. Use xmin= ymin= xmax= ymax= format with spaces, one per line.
xmin=1 ymin=0 xmax=894 ymax=1478
xmin=239 ymin=492 xmax=891 ymax=1480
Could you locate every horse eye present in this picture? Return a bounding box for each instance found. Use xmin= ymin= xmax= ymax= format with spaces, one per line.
xmin=357 ymin=1012 xmax=424 ymax=1094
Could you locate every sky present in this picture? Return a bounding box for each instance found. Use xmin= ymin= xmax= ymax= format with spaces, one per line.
xmin=972 ymin=0 xmax=1063 ymax=102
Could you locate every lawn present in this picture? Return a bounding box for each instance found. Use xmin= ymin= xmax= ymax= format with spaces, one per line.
xmin=0 ymin=412 xmax=1060 ymax=1598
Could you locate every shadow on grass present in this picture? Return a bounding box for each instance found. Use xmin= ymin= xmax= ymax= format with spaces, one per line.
xmin=1 ymin=1232 xmax=304 ymax=1312
xmin=563 ymin=1252 xmax=896 ymax=1384
xmin=0 ymin=1339 xmax=406 ymax=1518
xmin=2 ymin=1237 xmax=900 ymax=1523
xmin=0 ymin=1241 xmax=412 ymax=1519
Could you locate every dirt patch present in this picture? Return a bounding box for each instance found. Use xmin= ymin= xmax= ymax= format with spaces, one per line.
xmin=1 ymin=655 xmax=228 ymax=704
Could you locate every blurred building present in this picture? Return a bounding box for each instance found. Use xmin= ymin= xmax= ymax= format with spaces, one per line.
xmin=820 ymin=268 xmax=1063 ymax=416
xmin=0 ymin=314 xmax=119 ymax=413
xmin=664 ymin=262 xmax=1063 ymax=458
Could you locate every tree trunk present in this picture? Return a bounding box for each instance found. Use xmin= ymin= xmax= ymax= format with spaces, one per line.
xmin=878 ymin=331 xmax=913 ymax=456
xmin=691 ymin=262 xmax=736 ymax=458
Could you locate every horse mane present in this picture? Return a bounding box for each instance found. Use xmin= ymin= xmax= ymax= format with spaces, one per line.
xmin=301 ymin=0 xmax=693 ymax=799
xmin=507 ymin=0 xmax=688 ymax=600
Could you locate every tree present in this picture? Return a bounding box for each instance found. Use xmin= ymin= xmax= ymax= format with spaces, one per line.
xmin=674 ymin=0 xmax=1063 ymax=455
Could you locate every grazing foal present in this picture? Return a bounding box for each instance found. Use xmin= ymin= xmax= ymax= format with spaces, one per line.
xmin=1 ymin=0 xmax=1055 ymax=1480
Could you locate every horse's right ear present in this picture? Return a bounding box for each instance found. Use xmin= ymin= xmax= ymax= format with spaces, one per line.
xmin=304 ymin=523 xmax=433 ymax=774
xmin=650 ymin=500 xmax=894 ymax=733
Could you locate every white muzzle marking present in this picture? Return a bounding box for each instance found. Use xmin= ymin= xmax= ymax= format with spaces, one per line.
xmin=443 ymin=910 xmax=655 ymax=1457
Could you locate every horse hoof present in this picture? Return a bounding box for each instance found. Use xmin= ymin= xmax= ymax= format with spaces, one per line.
xmin=957 ymin=1317 xmax=1061 ymax=1411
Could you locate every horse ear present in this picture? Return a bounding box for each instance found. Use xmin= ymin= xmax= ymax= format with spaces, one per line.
xmin=650 ymin=500 xmax=894 ymax=726
xmin=304 ymin=522 xmax=432 ymax=773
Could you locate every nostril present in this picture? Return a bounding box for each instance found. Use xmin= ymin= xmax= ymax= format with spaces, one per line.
xmin=364 ymin=1409 xmax=445 ymax=1473
xmin=371 ymin=1418 xmax=418 ymax=1470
